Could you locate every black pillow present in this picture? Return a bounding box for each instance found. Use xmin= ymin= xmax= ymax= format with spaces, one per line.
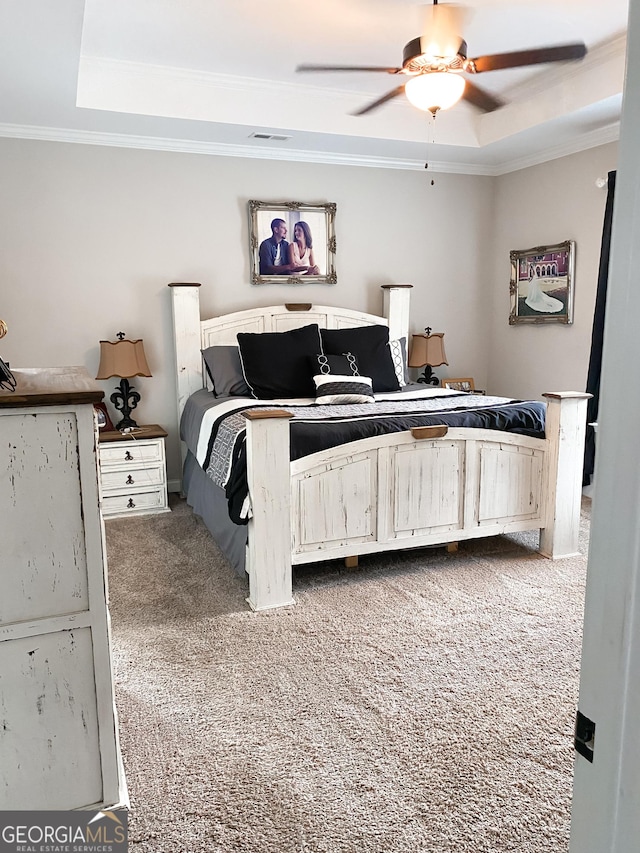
xmin=320 ymin=325 xmax=399 ymax=392
xmin=237 ymin=324 xmax=323 ymax=399
xmin=312 ymin=353 xmax=360 ymax=377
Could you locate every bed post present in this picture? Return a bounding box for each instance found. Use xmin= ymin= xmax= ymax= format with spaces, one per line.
xmin=243 ymin=410 xmax=295 ymax=611
xmin=539 ymin=392 xmax=591 ymax=558
xmin=169 ymin=283 xmax=204 ymax=464
xmin=381 ymin=284 xmax=412 ymax=341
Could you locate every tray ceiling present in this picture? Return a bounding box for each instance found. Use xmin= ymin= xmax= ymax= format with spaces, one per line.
xmin=0 ymin=0 xmax=629 ymax=174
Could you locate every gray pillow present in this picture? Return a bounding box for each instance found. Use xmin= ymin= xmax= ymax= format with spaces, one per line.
xmin=202 ymin=346 xmax=250 ymax=397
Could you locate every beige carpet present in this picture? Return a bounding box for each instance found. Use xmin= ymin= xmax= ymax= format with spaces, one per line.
xmin=105 ymin=498 xmax=591 ymax=853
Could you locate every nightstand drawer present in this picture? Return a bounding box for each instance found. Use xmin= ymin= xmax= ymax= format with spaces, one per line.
xmin=99 ymin=440 xmax=163 ymax=468
xmin=100 ymin=464 xmax=165 ymax=493
xmin=101 ymin=489 xmax=167 ymax=517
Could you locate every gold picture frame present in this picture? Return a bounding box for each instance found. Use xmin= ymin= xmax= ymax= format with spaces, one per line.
xmin=443 ymin=378 xmax=475 ymax=392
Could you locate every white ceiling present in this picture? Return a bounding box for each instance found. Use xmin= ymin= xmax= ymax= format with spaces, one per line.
xmin=0 ymin=0 xmax=629 ymax=175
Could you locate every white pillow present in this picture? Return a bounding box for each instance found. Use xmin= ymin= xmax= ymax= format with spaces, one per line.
xmin=389 ymin=337 xmax=408 ymax=388
xmin=313 ymin=374 xmax=375 ymax=405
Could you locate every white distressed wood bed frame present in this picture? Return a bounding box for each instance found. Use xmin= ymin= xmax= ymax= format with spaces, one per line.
xmin=170 ymin=283 xmax=589 ymax=612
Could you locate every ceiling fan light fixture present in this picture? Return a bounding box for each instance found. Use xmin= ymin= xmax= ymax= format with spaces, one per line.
xmin=420 ymin=4 xmax=465 ymax=63
xmin=405 ymin=72 xmax=466 ymax=113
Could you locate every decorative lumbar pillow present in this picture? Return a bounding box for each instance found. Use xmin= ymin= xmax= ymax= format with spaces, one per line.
xmin=314 ymin=374 xmax=374 ymax=405
xmin=313 ymin=352 xmax=360 ymax=376
xmin=389 ymin=337 xmax=408 ymax=387
xmin=202 ymin=346 xmax=251 ymax=397
xmin=237 ymin=323 xmax=323 ymax=399
xmin=320 ymin=325 xmax=400 ymax=392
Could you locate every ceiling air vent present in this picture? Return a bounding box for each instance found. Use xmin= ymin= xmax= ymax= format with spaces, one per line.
xmin=249 ymin=132 xmax=292 ymax=142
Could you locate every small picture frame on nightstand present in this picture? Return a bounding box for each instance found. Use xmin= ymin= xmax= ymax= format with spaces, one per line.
xmin=443 ymin=378 xmax=475 ymax=392
xmin=94 ymin=402 xmax=114 ymax=431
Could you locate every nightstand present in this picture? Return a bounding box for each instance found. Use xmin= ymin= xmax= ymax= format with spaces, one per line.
xmin=98 ymin=424 xmax=170 ymax=519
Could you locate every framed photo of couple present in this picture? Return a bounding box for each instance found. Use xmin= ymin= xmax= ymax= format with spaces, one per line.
xmin=249 ymin=200 xmax=337 ymax=285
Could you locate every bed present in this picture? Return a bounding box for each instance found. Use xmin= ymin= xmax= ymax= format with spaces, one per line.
xmin=170 ymin=283 xmax=589 ymax=611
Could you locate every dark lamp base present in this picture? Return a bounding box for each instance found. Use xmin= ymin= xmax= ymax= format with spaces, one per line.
xmin=416 ymin=366 xmax=440 ymax=386
xmin=114 ymin=414 xmax=139 ymax=431
xmin=110 ymin=377 xmax=141 ymax=431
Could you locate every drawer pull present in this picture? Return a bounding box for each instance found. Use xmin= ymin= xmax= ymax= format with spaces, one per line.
xmin=124 ymin=450 xmax=133 ymax=461
xmin=126 ymin=475 xmax=134 ymax=485
xmin=127 ymin=498 xmax=135 ymax=509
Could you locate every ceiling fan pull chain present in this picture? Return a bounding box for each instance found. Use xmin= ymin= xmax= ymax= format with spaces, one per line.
xmin=425 ymin=112 xmax=437 ymax=185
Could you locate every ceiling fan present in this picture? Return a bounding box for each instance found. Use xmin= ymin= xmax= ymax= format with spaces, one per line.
xmin=296 ymin=1 xmax=587 ymax=116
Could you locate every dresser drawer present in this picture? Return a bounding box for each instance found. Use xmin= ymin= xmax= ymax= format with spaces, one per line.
xmin=99 ymin=439 xmax=164 ymax=468
xmin=100 ymin=464 xmax=165 ymax=493
xmin=101 ymin=488 xmax=167 ymax=517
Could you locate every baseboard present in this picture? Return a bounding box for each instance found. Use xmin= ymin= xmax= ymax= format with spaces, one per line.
xmin=168 ymin=478 xmax=182 ymax=494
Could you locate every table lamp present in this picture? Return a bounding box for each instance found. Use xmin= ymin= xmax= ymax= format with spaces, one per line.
xmin=96 ymin=332 xmax=152 ymax=430
xmin=408 ymin=327 xmax=448 ymax=385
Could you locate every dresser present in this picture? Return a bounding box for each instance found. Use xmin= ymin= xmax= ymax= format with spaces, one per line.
xmin=98 ymin=424 xmax=170 ymax=518
xmin=0 ymin=367 xmax=126 ymax=809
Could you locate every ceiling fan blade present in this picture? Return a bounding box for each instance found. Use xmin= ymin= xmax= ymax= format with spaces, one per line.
xmin=462 ymin=80 xmax=504 ymax=113
xmin=420 ymin=3 xmax=467 ymax=58
xmin=469 ymin=42 xmax=587 ymax=73
xmin=351 ymin=84 xmax=407 ymax=116
xmin=297 ymin=63 xmax=402 ymax=74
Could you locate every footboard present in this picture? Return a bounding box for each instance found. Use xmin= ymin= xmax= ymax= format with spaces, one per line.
xmin=243 ymin=393 xmax=589 ymax=611
xmin=290 ymin=427 xmax=546 ymax=564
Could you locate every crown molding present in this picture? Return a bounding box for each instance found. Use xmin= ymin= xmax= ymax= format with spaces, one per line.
xmin=494 ymin=122 xmax=620 ymax=176
xmin=0 ymin=119 xmax=619 ymax=177
xmin=81 ymin=57 xmax=362 ymax=97
xmin=0 ymin=122 xmax=494 ymax=174
xmin=79 ymin=56 xmax=426 ymax=107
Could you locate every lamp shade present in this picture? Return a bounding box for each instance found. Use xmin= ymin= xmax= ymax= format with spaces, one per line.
xmin=95 ymin=339 xmax=152 ymax=380
xmin=408 ymin=332 xmax=448 ymax=368
xmin=405 ymin=72 xmax=466 ymax=112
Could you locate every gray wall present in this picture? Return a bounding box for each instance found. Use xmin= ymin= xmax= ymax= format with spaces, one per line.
xmin=0 ymin=137 xmax=617 ymax=482
xmin=0 ymin=138 xmax=494 ymax=482
xmin=488 ymin=142 xmax=618 ymax=400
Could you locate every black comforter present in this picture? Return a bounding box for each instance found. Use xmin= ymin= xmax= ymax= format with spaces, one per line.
xmin=184 ymin=390 xmax=546 ymax=525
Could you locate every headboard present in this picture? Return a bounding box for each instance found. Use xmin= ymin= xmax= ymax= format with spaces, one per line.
xmin=169 ymin=283 xmax=412 ymax=427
